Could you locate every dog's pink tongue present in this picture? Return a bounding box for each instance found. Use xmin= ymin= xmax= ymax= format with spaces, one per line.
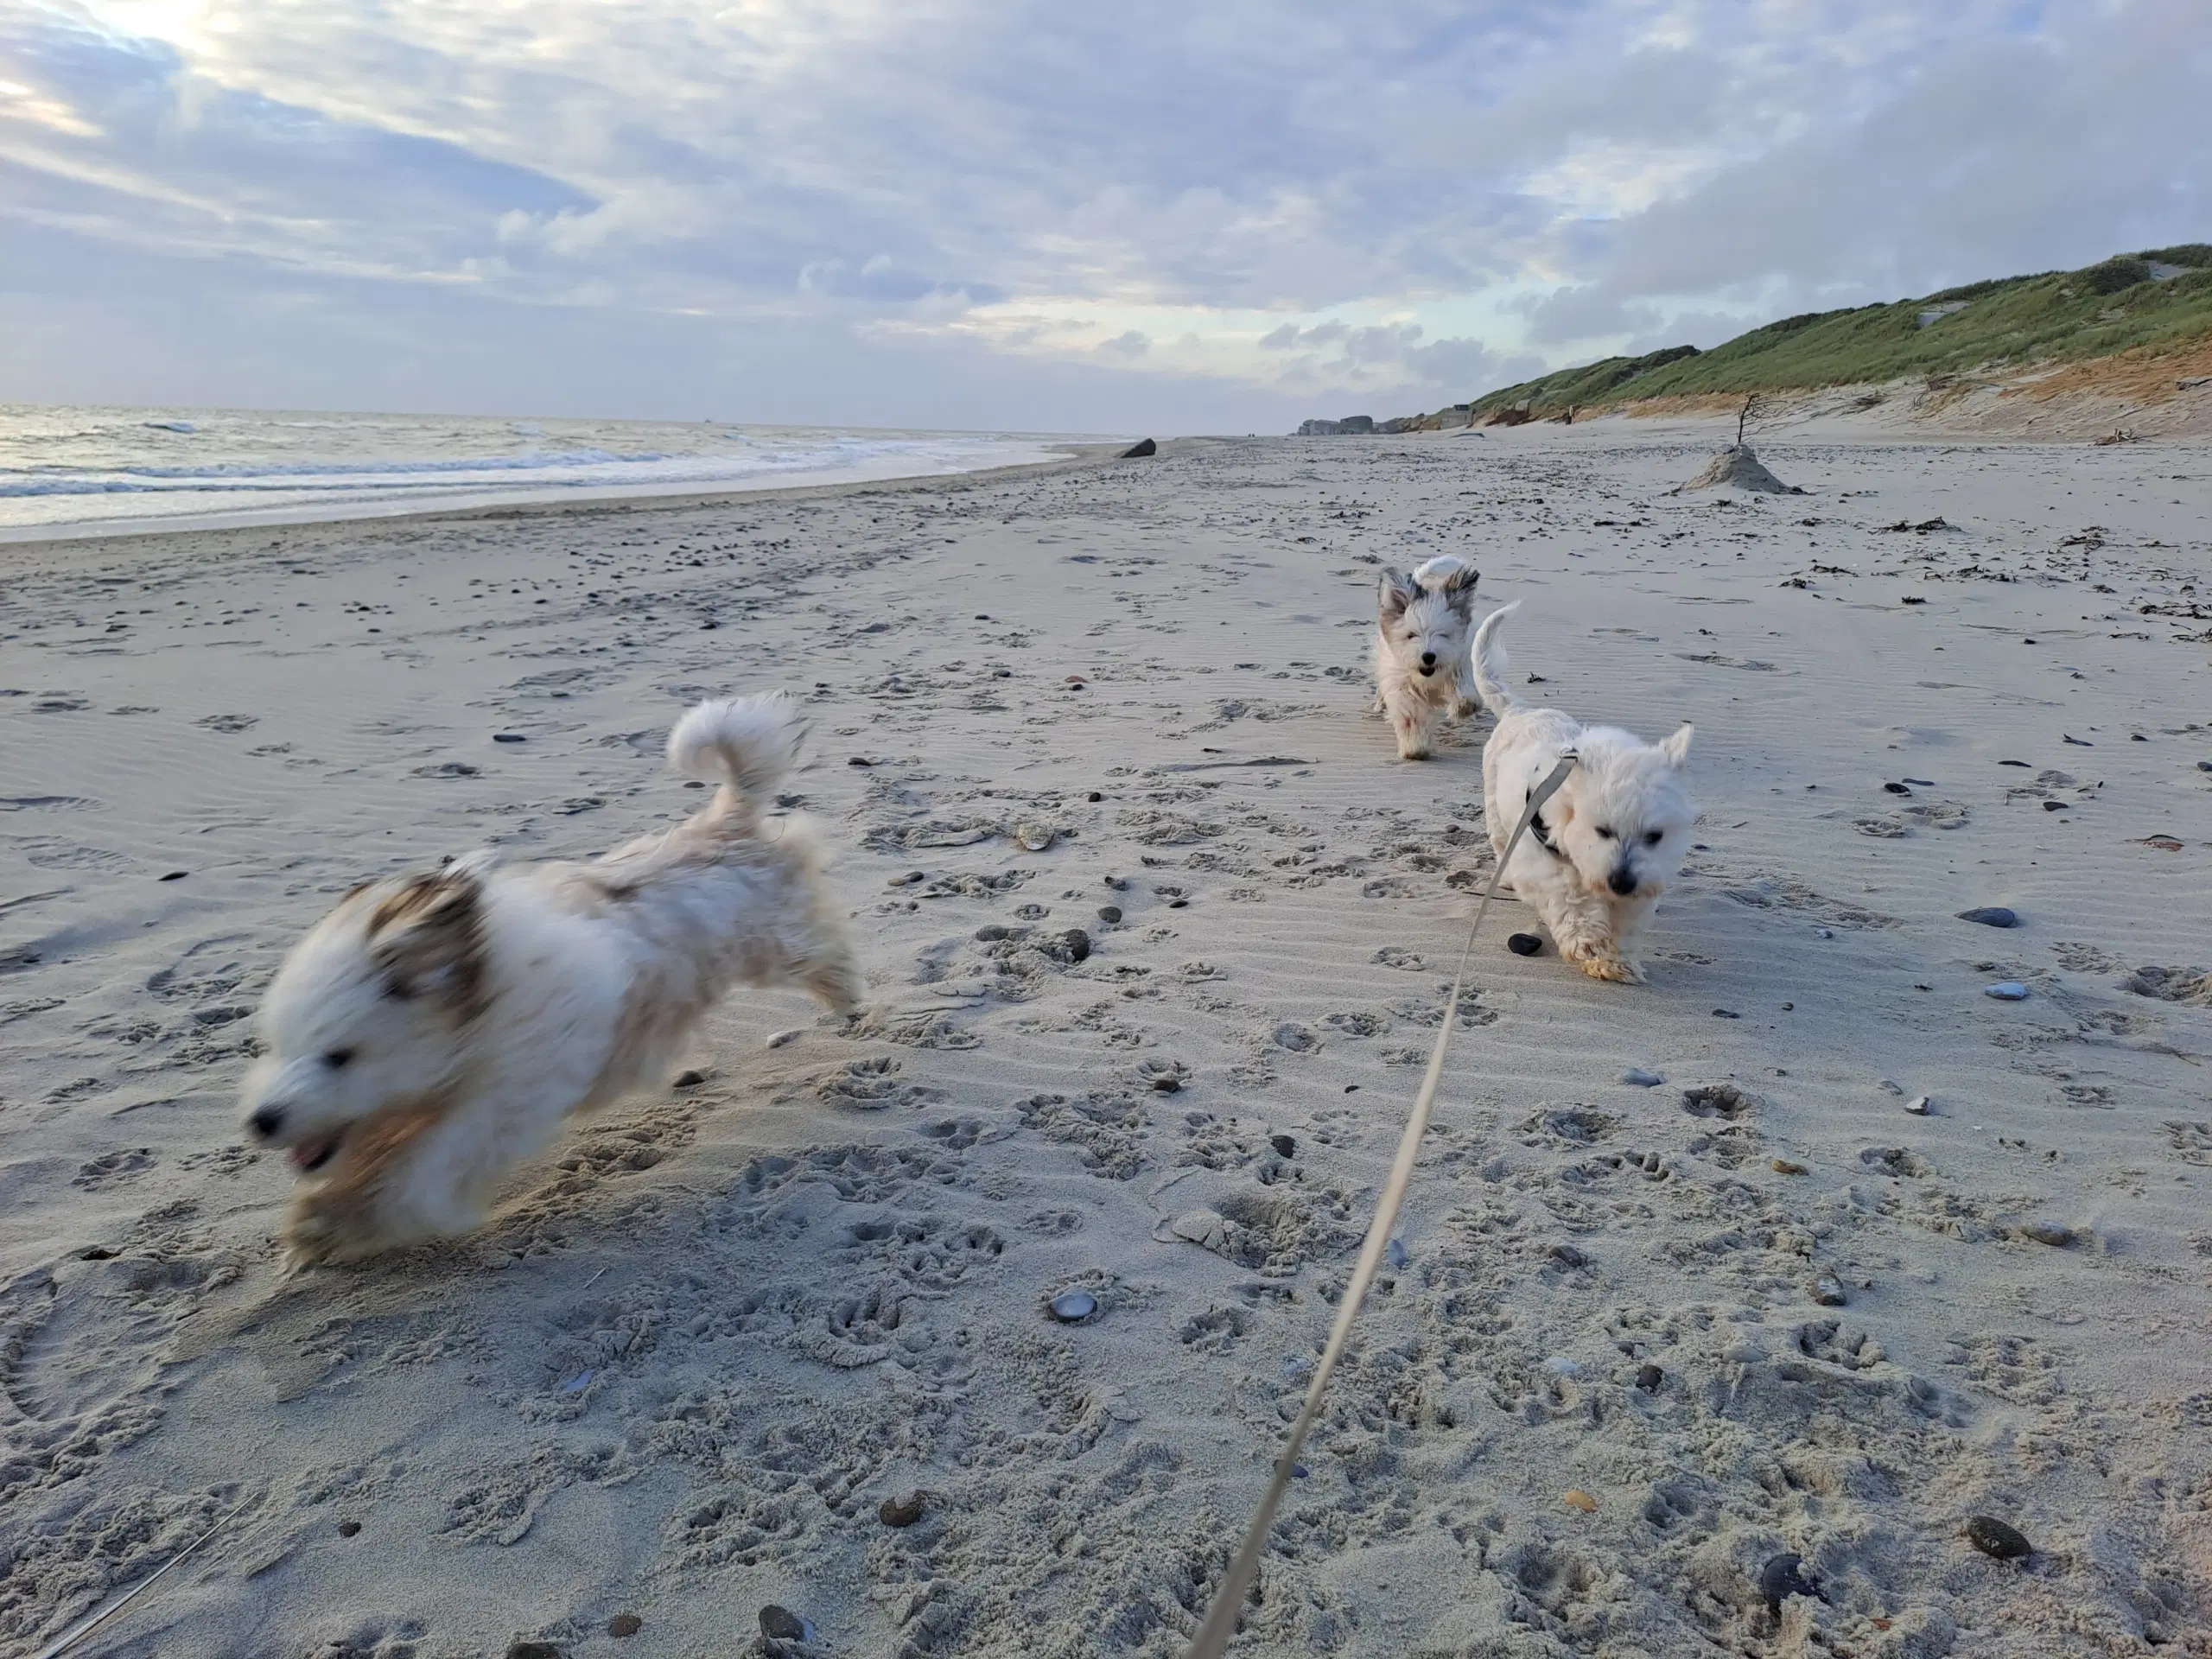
xmin=289 ymin=1134 xmax=339 ymax=1172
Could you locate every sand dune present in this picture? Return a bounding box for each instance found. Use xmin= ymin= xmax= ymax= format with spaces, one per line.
xmin=3 ymin=426 xmax=2210 ymax=1656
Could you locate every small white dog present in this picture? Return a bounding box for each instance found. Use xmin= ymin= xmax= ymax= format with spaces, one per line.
xmin=1373 ymin=555 xmax=1482 ymax=760
xmin=240 ymin=694 xmax=863 ymax=1264
xmin=1471 ymin=602 xmax=1695 ymax=982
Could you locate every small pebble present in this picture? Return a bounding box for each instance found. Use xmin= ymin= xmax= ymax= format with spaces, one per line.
xmin=1966 ymin=1515 xmax=2032 ymax=1560
xmin=1985 ymin=982 xmax=2030 ymax=1001
xmin=560 ymin=1370 xmax=594 ymax=1393
xmin=506 ymin=1644 xmax=563 ymax=1659
xmin=159 ymin=870 xmax=188 ymax=881
xmin=337 ymin=1520 xmax=361 ymax=1537
xmin=1760 ymin=1553 xmax=1819 ymax=1613
xmin=1620 ymin=1068 xmax=1664 ymax=1087
xmin=2198 ymin=760 xmax=2212 ymax=773
xmin=1013 ymin=820 xmax=1058 ymax=852
xmin=1384 ymin=1238 xmax=1409 ymax=1268
xmin=1634 ymin=1363 xmax=1663 ymax=1392
xmin=1548 ymin=1243 xmax=1587 ymax=1268
xmin=1049 ymin=1289 xmax=1097 ymax=1322
xmin=1772 ymin=1158 xmax=1807 ymax=1176
xmin=1712 ymin=1008 xmax=1740 ymax=1019
xmin=607 ymin=1613 xmax=643 ymax=1638
xmin=1506 ymin=932 xmax=1542 ymax=956
xmin=1098 ymin=905 xmax=1122 ymax=923
xmin=1809 ymin=1274 xmax=1848 ymax=1306
xmin=765 ymin=1029 xmax=800 ymax=1049
xmin=493 ymin=732 xmax=525 ymax=743
xmin=2021 ymin=1221 xmax=2076 ymax=1248
xmin=1087 ymin=790 xmax=1103 ymax=802
xmin=1166 ymin=897 xmax=1186 ymax=909
xmin=759 ymin=1605 xmax=811 ymax=1642
xmin=2042 ymin=799 xmax=2067 ymax=811
xmin=671 ymin=1069 xmax=707 ymax=1089
xmin=1904 ymin=1096 xmax=1931 ymax=1116
xmin=1149 ymin=1073 xmax=1180 ymax=1093
xmin=1103 ymin=874 xmax=1128 ymax=890
xmin=1562 ymin=1490 xmax=1598 ymax=1513
xmin=1884 ymin=781 xmax=1911 ymax=795
xmin=1958 ymin=906 xmax=2018 ymax=928
xmin=879 ymin=1491 xmax=925 ymax=1528
xmin=1292 ymin=1464 xmax=1310 ymax=1478
xmin=1060 ymin=927 xmax=1091 ymax=963
xmin=1813 ymin=925 xmax=1833 ymax=938
xmin=1269 ymin=1134 xmax=1296 ymax=1158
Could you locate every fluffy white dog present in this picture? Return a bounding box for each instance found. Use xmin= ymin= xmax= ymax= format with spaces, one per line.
xmin=1372 ymin=555 xmax=1481 ymax=760
xmin=240 ymin=694 xmax=862 ymax=1264
xmin=1471 ymin=602 xmax=1695 ymax=982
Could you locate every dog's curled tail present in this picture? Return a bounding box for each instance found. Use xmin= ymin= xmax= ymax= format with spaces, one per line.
xmin=1471 ymin=601 xmax=1524 ymax=715
xmin=668 ymin=693 xmax=803 ymax=811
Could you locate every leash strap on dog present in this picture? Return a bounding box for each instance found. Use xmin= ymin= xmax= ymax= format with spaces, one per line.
xmin=1182 ymin=749 xmax=1579 ymax=1659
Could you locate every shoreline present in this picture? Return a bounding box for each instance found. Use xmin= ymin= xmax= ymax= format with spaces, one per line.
xmin=0 ymin=440 xmax=1119 ymax=550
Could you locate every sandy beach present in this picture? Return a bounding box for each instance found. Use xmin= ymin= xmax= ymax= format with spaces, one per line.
xmin=5 ymin=422 xmax=2212 ymax=1656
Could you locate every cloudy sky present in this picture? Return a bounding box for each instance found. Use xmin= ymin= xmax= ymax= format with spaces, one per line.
xmin=2 ymin=0 xmax=2206 ymax=431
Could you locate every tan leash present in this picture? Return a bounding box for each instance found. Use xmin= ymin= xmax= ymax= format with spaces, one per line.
xmin=1182 ymin=749 xmax=1579 ymax=1659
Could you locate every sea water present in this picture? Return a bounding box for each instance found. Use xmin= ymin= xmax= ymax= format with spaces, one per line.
xmin=0 ymin=405 xmax=1077 ymax=537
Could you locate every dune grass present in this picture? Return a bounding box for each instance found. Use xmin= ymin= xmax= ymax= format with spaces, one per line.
xmin=1448 ymin=247 xmax=2212 ymax=423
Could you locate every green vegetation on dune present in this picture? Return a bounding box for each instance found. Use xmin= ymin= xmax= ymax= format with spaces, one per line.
xmin=1443 ymin=246 xmax=2212 ymax=424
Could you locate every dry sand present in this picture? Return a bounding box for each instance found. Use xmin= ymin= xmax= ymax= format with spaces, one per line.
xmin=3 ymin=424 xmax=2211 ymax=1657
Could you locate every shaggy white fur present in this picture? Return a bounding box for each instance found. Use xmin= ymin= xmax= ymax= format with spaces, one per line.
xmin=1472 ymin=602 xmax=1695 ymax=982
xmin=239 ymin=693 xmax=862 ymax=1264
xmin=1372 ymin=556 xmax=1481 ymax=760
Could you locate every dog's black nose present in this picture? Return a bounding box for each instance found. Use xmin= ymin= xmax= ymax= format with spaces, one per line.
xmin=249 ymin=1106 xmax=285 ymax=1140
xmin=1420 ymin=652 xmax=1437 ymax=668
xmin=1608 ymin=867 xmax=1639 ymax=897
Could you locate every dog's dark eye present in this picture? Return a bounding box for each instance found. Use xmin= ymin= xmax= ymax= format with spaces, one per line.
xmin=322 ymin=1048 xmax=355 ymax=1071
xmin=1643 ymin=830 xmax=1663 ymax=847
xmin=1594 ymin=825 xmax=1615 ymax=840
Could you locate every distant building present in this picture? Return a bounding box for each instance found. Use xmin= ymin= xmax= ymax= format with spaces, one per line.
xmin=1296 ymin=414 xmax=1376 ymax=435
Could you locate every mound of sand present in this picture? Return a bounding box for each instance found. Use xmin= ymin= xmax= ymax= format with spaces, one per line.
xmin=1675 ymin=442 xmax=1806 ymax=493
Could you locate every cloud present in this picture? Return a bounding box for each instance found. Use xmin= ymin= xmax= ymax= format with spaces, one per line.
xmin=1 ymin=0 xmax=2204 ymax=428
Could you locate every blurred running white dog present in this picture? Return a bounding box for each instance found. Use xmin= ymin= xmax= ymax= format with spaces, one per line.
xmin=1372 ymin=554 xmax=1482 ymax=760
xmin=1472 ymin=601 xmax=1695 ymax=982
xmin=240 ymin=694 xmax=862 ymax=1264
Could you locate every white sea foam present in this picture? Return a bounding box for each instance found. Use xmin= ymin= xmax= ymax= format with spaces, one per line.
xmin=0 ymin=404 xmax=1078 ymax=535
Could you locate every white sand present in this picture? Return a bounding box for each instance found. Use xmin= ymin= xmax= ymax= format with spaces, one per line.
xmin=3 ymin=425 xmax=2210 ymax=1656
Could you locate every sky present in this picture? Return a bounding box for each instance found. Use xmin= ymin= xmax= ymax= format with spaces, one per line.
xmin=2 ymin=0 xmax=2208 ymax=432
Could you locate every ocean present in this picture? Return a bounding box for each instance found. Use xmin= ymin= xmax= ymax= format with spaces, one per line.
xmin=0 ymin=405 xmax=1080 ymax=537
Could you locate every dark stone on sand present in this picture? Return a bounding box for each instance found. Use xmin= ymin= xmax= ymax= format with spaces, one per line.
xmin=1098 ymin=905 xmax=1122 ymax=923
xmin=413 ymin=761 xmax=480 ymax=778
xmin=2043 ymin=799 xmax=2067 ymax=811
xmin=848 ymin=755 xmax=872 ymax=766
xmin=976 ymin=925 xmax=1011 ymax=941
xmin=1150 ymin=1073 xmax=1180 ymax=1093
xmin=1060 ymin=928 xmax=1092 ymax=963
xmin=672 ymin=1069 xmax=707 ymax=1089
xmin=1166 ymin=898 xmax=1186 ymax=909
xmin=1507 ymin=932 xmax=1542 ymax=957
xmin=1885 ymin=781 xmax=1911 ymax=794
xmin=493 ymin=732 xmax=526 ymax=742
xmin=1635 ymin=1363 xmax=1663 ymax=1393
xmin=1548 ymin=1243 xmax=1587 ymax=1268
xmin=1088 ymin=791 xmax=1103 ymax=802
xmin=1966 ymin=1515 xmax=2032 ymax=1560
xmin=338 ymin=1520 xmax=361 ymax=1537
xmin=1270 ymin=1134 xmax=1296 ymax=1158
xmin=79 ymin=1246 xmax=115 ymax=1261
xmin=1120 ymin=438 xmax=1158 ymax=458
xmin=1759 ymin=1553 xmax=1819 ymax=1613
xmin=879 ymin=1491 xmax=925 ymax=1528
xmin=2198 ymin=760 xmax=2212 ymax=773
xmin=1712 ymin=1008 xmax=1741 ymax=1019
xmin=159 ymin=870 xmax=187 ymax=880
xmin=1958 ymin=906 xmax=2018 ymax=928
xmin=607 ymin=1614 xmax=643 ymax=1638
xmin=759 ymin=1605 xmax=809 ymax=1641
xmin=1103 ymin=874 xmax=1128 ymax=890
xmin=506 ymin=1644 xmax=564 ymax=1659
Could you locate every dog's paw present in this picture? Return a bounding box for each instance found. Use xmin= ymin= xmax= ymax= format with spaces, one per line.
xmin=1576 ymin=954 xmax=1642 ymax=984
xmin=1452 ymin=698 xmax=1479 ymax=720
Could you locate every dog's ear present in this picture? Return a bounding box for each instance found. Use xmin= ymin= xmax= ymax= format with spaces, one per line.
xmin=1660 ymin=723 xmax=1694 ymax=767
xmin=1378 ymin=571 xmax=1418 ymax=622
xmin=1440 ymin=563 xmax=1480 ymax=615
xmin=368 ymin=871 xmax=486 ymax=1018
